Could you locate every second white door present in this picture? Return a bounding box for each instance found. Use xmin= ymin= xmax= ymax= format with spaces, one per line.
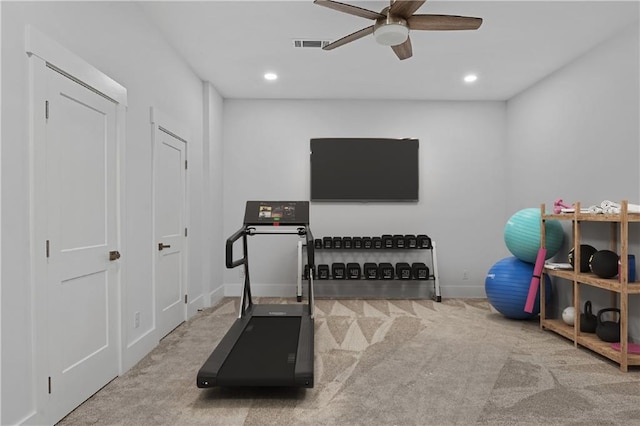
xmin=155 ymin=128 xmax=187 ymax=339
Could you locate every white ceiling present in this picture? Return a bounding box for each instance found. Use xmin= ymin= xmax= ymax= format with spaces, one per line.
xmin=139 ymin=1 xmax=639 ymax=101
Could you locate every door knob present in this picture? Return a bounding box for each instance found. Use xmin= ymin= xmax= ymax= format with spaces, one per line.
xmin=158 ymin=243 xmax=171 ymax=251
xmin=109 ymin=250 xmax=121 ymax=261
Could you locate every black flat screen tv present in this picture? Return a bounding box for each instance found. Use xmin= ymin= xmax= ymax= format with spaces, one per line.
xmin=310 ymin=138 xmax=419 ymax=202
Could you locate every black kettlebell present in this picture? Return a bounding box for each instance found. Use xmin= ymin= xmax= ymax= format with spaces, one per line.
xmin=596 ymin=308 xmax=620 ymax=342
xmin=580 ymin=301 xmax=597 ymax=333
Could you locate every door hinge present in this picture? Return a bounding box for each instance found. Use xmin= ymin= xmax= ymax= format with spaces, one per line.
xmin=46 ymin=240 xmax=50 ymax=258
xmin=48 ymin=376 xmax=52 ymax=394
xmin=184 ymin=294 xmax=188 ymax=304
xmin=185 ymin=160 xmax=188 ymax=170
xmin=45 ymin=100 xmax=49 ymax=119
xmin=185 ymin=227 xmax=188 ymax=237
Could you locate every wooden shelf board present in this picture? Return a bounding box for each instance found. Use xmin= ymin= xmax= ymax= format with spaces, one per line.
xmin=576 ymin=275 xmax=640 ymax=293
xmin=577 ymin=212 xmax=640 ymax=223
xmin=543 ymin=270 xmax=640 ymax=293
xmin=577 ymin=334 xmax=640 ymax=366
xmin=542 ymin=213 xmax=572 ymax=220
xmin=541 ymin=322 xmax=640 ymax=367
xmin=544 ymin=268 xmax=574 ymax=280
xmin=543 ymin=212 xmax=640 ymax=223
xmin=541 ymin=319 xmax=575 ymax=340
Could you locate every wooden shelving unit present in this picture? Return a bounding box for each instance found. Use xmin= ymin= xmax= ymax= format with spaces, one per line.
xmin=540 ymin=200 xmax=640 ymax=371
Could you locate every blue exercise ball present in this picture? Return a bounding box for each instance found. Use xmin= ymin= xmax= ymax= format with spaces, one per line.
xmin=485 ymin=257 xmax=552 ymax=319
xmin=504 ymin=208 xmax=564 ymax=263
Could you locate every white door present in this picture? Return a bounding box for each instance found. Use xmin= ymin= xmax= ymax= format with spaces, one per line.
xmin=45 ymin=68 xmax=119 ymax=423
xmin=155 ymin=128 xmax=187 ymax=338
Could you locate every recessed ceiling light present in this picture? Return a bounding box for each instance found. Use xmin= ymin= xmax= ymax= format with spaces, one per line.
xmin=264 ymin=72 xmax=278 ymax=81
xmin=464 ymin=74 xmax=478 ymax=83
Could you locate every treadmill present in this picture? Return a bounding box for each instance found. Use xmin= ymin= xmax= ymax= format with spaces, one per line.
xmin=197 ymin=201 xmax=315 ymax=388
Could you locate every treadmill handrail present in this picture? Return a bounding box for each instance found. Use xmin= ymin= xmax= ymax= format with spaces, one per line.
xmin=305 ymin=227 xmax=315 ymax=318
xmin=226 ymin=222 xmax=315 ymax=316
xmin=305 ymin=227 xmax=315 ymax=269
xmin=226 ymin=226 xmax=248 ymax=269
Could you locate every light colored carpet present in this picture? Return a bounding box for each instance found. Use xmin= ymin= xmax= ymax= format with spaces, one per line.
xmin=59 ymin=298 xmax=640 ymax=425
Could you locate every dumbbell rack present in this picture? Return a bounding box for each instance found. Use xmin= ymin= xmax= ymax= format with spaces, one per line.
xmin=296 ymin=238 xmax=441 ymax=301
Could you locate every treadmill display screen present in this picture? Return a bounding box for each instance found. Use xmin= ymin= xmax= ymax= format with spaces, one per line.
xmin=244 ymin=201 xmax=310 ymax=226
xmin=258 ymin=202 xmax=296 ymax=222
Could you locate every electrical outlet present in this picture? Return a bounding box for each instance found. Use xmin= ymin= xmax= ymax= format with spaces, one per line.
xmin=463 ymin=270 xmax=469 ymax=280
xmin=134 ymin=311 xmax=140 ymax=329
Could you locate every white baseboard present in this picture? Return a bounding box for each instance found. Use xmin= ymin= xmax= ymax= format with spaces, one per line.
xmin=15 ymin=410 xmax=38 ymax=426
xmin=188 ymin=293 xmax=205 ymax=314
xmin=440 ymin=284 xmax=487 ymax=299
xmin=224 ymin=282 xmax=300 ymax=298
xmin=224 ymin=282 xmax=487 ymax=299
xmin=122 ymin=326 xmax=157 ymax=373
xmin=208 ymin=285 xmax=225 ymax=306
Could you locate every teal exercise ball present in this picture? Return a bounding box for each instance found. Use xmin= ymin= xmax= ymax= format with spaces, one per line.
xmin=485 ymin=257 xmax=553 ymax=319
xmin=504 ymin=208 xmax=564 ymax=264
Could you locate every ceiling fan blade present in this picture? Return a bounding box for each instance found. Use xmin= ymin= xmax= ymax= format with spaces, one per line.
xmin=314 ymin=0 xmax=385 ymax=20
xmin=323 ymin=26 xmax=375 ymax=50
xmin=391 ymin=37 xmax=413 ymax=60
xmin=408 ymin=15 xmax=483 ymax=31
xmin=389 ymin=0 xmax=426 ymax=19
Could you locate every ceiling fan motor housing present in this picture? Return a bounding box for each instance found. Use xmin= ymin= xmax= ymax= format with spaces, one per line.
xmin=374 ymin=15 xmax=409 ymax=46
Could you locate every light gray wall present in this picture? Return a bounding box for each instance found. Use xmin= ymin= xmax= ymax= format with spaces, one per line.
xmin=506 ymin=23 xmax=640 ymax=336
xmin=222 ymin=100 xmax=509 ymax=298
xmin=204 ymin=82 xmax=226 ymax=306
xmin=506 ymin=23 xmax=639 ymax=211
xmin=0 ymin=2 xmax=216 ymax=424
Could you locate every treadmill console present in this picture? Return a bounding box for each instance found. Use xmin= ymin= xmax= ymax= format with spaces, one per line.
xmin=244 ymin=201 xmax=310 ymax=226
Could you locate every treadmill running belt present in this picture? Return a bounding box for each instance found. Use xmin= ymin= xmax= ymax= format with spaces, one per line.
xmin=217 ymin=316 xmax=301 ymax=386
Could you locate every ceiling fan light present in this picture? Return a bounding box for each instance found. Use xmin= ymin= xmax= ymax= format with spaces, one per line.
xmin=374 ymin=23 xmax=409 ymax=46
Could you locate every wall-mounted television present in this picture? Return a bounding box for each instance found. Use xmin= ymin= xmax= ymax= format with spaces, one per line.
xmin=310 ymin=138 xmax=419 ymax=202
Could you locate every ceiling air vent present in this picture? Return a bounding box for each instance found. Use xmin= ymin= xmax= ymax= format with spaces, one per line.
xmin=293 ymin=39 xmax=331 ymax=49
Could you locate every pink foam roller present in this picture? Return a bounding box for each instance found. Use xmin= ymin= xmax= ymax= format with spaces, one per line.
xmin=524 ymin=248 xmax=547 ymax=313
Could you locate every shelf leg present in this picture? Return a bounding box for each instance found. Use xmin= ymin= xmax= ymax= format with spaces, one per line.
xmin=431 ymin=242 xmax=441 ymax=302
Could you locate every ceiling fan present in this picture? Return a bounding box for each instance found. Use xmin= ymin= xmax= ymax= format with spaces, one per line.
xmin=314 ymin=0 xmax=483 ymax=60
